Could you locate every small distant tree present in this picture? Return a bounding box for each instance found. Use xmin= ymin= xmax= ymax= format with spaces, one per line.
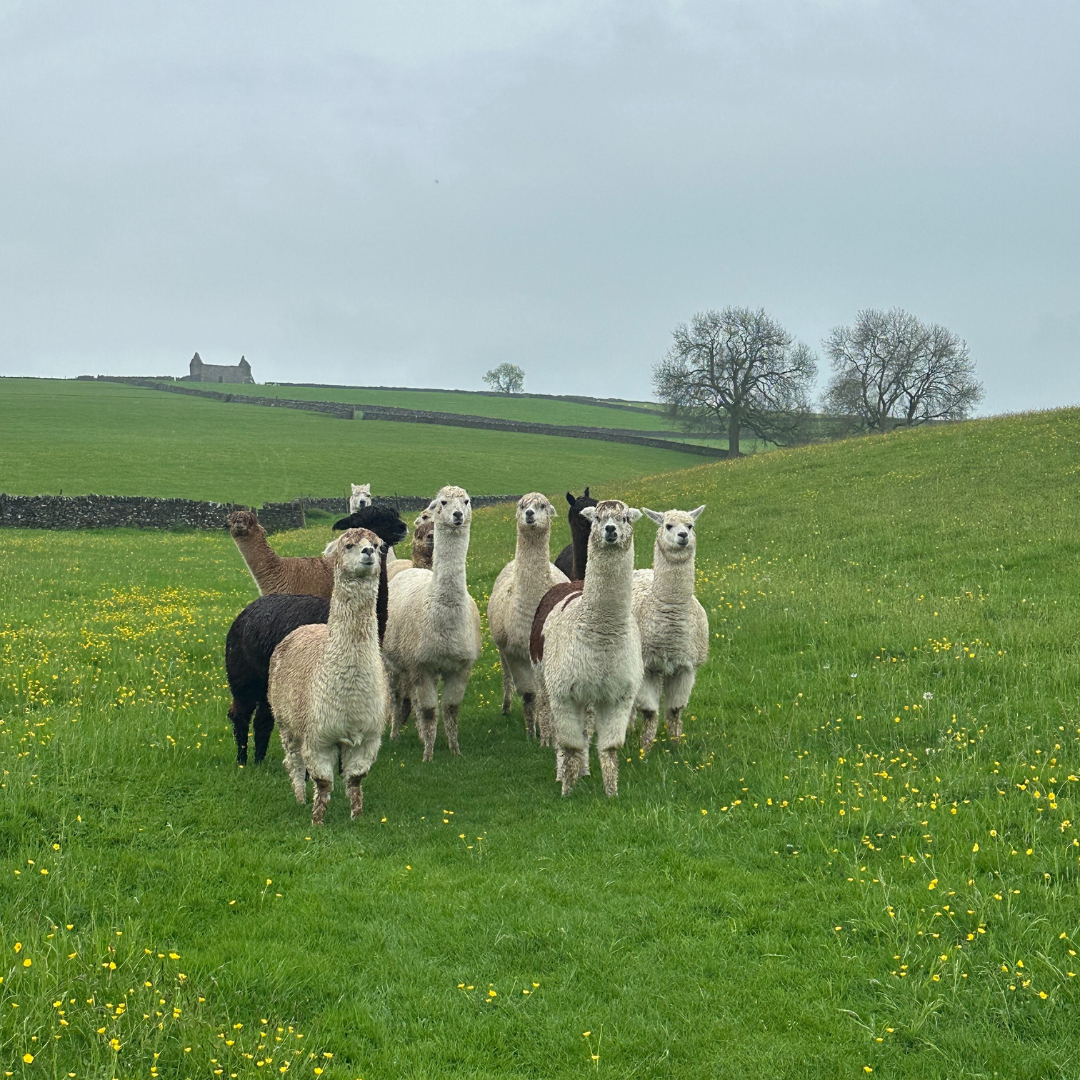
xmin=483 ymin=363 xmax=525 ymax=394
xmin=822 ymin=309 xmax=982 ymax=431
xmin=653 ymin=307 xmax=818 ymax=457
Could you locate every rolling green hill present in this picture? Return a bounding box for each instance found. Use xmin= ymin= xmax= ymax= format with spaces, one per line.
xmin=3 ymin=407 xmax=1079 ymax=1077
xmin=0 ymin=378 xmax=712 ymax=503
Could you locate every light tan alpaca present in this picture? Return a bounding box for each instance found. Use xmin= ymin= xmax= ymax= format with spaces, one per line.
xmin=267 ymin=529 xmax=389 ymax=824
xmin=487 ymin=494 xmax=568 ymax=737
xmin=386 ymin=520 xmax=435 ymax=582
xmin=228 ymin=510 xmax=333 ymax=598
xmin=632 ymin=507 xmax=709 ymax=752
xmin=382 ymin=486 xmax=482 ymax=761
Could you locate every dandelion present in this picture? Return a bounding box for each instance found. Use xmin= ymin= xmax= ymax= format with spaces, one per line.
xmin=923 ymin=692 xmax=933 ymax=700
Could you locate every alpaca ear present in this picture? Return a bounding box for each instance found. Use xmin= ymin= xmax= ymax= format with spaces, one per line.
xmin=689 ymin=504 xmax=705 ymax=521
xmin=642 ymin=507 xmax=665 ymax=525
xmin=566 ymin=491 xmax=575 ymax=507
xmin=583 ymin=487 xmax=590 ymax=498
xmin=579 ymin=506 xmax=596 ymax=523
xmin=322 ymin=538 xmax=340 ymax=557
xmin=546 ymin=500 xmax=557 ymax=517
xmin=627 ymin=508 xmax=643 ymax=522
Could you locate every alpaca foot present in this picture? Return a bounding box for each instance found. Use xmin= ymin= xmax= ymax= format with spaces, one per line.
xmin=419 ymin=708 xmax=437 ymax=763
xmin=348 ymin=779 xmax=364 ymax=819
xmin=640 ymin=710 xmax=659 ymax=754
xmin=666 ymin=708 xmax=684 ymax=742
xmin=560 ymin=748 xmax=584 ymax=796
xmin=312 ymin=779 xmax=332 ymax=824
xmin=599 ymin=748 xmax=620 ymax=798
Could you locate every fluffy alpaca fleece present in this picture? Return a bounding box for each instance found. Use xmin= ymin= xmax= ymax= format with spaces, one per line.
xmin=229 ymin=510 xmax=334 ymax=598
xmin=348 ymin=483 xmax=371 ymax=513
xmin=631 ymin=507 xmax=709 ymax=752
xmin=386 ymin=520 xmax=435 ymax=581
xmin=487 ymin=494 xmax=568 ymax=737
xmin=554 ymin=488 xmax=598 ymax=581
xmin=382 ymin=486 xmax=482 ymax=761
xmin=531 ymin=500 xmax=643 ymax=797
xmin=267 ymin=529 xmax=389 ymax=823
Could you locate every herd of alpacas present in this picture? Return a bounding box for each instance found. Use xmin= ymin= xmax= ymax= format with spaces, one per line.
xmin=223 ymin=481 xmax=708 ymax=822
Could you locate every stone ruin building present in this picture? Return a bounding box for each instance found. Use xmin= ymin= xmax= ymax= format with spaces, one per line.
xmin=184 ymin=352 xmax=254 ymax=384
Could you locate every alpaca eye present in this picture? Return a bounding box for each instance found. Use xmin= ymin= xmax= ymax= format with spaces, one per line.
xmin=345 ymin=543 xmax=354 ymax=550
xmin=666 ymin=524 xmax=672 ymax=530
xmin=464 ymin=499 xmax=470 ymax=505
xmin=441 ymin=500 xmax=447 ymax=506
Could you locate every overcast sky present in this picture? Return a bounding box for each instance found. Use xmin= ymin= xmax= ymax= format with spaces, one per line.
xmin=1 ymin=0 xmax=1077 ymax=412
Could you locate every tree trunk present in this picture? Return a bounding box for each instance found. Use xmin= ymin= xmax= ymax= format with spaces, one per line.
xmin=728 ymin=414 xmax=741 ymax=458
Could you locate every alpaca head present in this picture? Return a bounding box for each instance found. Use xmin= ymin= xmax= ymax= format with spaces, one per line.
xmin=580 ymin=499 xmax=641 ymax=553
xmin=349 ymin=483 xmax=372 ymax=512
xmin=414 ymin=508 xmax=433 ymax=529
xmin=642 ymin=506 xmax=705 ymax=561
xmin=324 ymin=528 xmax=382 ymax=580
xmin=516 ymin=492 xmax=557 ymax=534
xmin=565 ymin=488 xmax=598 ymax=539
xmin=228 ymin=510 xmax=264 ymax=540
xmin=427 ymin=485 xmax=472 ymax=530
xmin=412 ymin=520 xmax=435 ymax=563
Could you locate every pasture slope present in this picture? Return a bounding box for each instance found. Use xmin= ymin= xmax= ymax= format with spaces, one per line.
xmin=0 ymin=379 xmax=704 ymax=505
xmin=2 ymin=407 xmax=1080 ymax=1078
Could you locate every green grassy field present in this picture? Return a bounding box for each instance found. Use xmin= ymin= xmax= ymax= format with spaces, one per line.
xmin=198 ymin=384 xmax=676 ymax=432
xmin=3 ymin=408 xmax=1080 ymax=1077
xmin=0 ymin=379 xmax=708 ymax=504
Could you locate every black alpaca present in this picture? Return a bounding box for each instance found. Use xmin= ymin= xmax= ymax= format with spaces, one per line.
xmin=331 ymin=503 xmax=409 ymax=544
xmin=554 ymin=487 xmax=598 ymax=581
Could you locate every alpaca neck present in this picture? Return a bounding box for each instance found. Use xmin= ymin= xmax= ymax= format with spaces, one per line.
xmin=233 ymin=531 xmax=279 ymax=581
xmin=571 ymin=524 xmax=589 ymax=580
xmin=514 ymin=525 xmax=554 ymax=612
xmin=578 ymin=539 xmax=634 ymax=623
xmin=650 ymin=541 xmax=696 ymax=604
xmin=430 ymin=524 xmax=470 ymax=605
xmin=323 ymin=574 xmax=380 ymax=663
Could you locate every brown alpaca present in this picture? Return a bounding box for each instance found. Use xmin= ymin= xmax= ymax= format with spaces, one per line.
xmin=385 ymin=520 xmax=435 ymax=581
xmin=228 ymin=510 xmax=334 ymax=598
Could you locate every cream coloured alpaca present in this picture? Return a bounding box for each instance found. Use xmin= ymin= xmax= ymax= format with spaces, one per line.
xmin=382 ymin=486 xmax=482 ymax=761
xmin=267 ymin=529 xmax=388 ymax=823
xmin=487 ymin=494 xmax=568 ymax=737
xmin=632 ymin=507 xmax=709 ymax=752
xmin=348 ymin=483 xmax=372 ymax=513
xmin=530 ymin=500 xmax=643 ymax=797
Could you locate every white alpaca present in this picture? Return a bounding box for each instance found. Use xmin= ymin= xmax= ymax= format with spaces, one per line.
xmin=267 ymin=529 xmax=389 ymax=824
xmin=348 ymin=483 xmax=372 ymax=513
xmin=382 ymin=486 xmax=482 ymax=761
xmin=531 ymin=500 xmax=643 ymax=797
xmin=487 ymin=494 xmax=568 ymax=738
xmin=632 ymin=507 xmax=709 ymax=752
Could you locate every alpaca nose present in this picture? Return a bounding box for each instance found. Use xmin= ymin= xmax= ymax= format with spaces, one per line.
xmin=677 ymin=531 xmax=689 ymax=545
xmin=604 ymin=523 xmax=617 ymax=540
xmin=525 ymin=511 xmax=535 ymax=522
xmin=453 ymin=510 xmax=463 ymax=524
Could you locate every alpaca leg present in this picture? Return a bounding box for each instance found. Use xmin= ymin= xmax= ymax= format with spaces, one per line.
xmin=594 ymin=701 xmax=632 ymax=798
xmin=635 ymin=672 xmax=662 ymax=752
xmin=282 ymin=743 xmax=307 ymax=803
xmin=440 ymin=667 xmax=471 ymax=756
xmin=580 ymin=708 xmax=594 ymax=777
xmin=639 ymin=710 xmax=659 ymax=754
xmin=522 ymin=692 xmax=536 ymax=739
xmin=341 ymin=734 xmax=379 ymax=819
xmin=252 ymin=699 xmax=275 ymax=764
xmin=497 ymin=647 xmax=515 ymax=716
xmin=506 ymin=656 xmax=535 ymax=737
xmin=228 ymin=697 xmax=256 ymax=765
xmin=663 ymin=667 xmax=698 ymax=741
xmin=388 ymin=672 xmax=412 ymax=740
xmin=312 ymin=777 xmax=332 ymax=824
xmin=554 ymin=700 xmax=588 ymax=796
xmin=346 ymin=774 xmax=365 ymax=819
xmin=534 ymin=682 xmax=554 ymax=747
xmin=418 ymin=708 xmax=437 ymax=761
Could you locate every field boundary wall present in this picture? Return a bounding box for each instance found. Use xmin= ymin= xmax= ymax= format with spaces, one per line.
xmin=87 ymin=377 xmax=728 ymax=457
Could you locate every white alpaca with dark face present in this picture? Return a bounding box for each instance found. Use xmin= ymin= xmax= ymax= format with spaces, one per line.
xmin=631 ymin=506 xmax=709 ymax=752
xmin=348 ymin=483 xmax=372 ymax=513
xmin=530 ymin=500 xmax=644 ymax=797
xmin=487 ymin=493 xmax=569 ymax=737
xmin=381 ymin=485 xmax=482 ymax=761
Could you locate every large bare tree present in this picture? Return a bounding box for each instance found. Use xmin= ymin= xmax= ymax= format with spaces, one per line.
xmin=822 ymin=309 xmax=982 ymax=431
xmin=653 ymin=307 xmax=818 ymax=457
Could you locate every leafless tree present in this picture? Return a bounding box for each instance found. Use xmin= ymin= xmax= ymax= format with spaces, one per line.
xmin=653 ymin=307 xmax=818 ymax=456
xmin=822 ymin=309 xmax=982 ymax=431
